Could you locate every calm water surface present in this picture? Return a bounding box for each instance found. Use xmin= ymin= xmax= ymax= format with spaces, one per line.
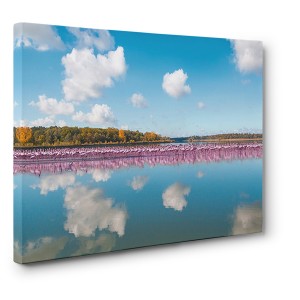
xmin=14 ymin=146 xmax=262 ymax=263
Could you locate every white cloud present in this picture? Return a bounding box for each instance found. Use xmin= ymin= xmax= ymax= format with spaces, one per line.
xmin=29 ymin=95 xmax=74 ymax=116
xmin=162 ymin=69 xmax=191 ymax=98
xmin=197 ymin=171 xmax=205 ymax=178
xmin=31 ymin=173 xmax=76 ymax=195
xmin=89 ymin=169 xmax=113 ymax=182
xmin=14 ymin=23 xmax=64 ymax=51
xmin=130 ymin=93 xmax=148 ymax=108
xmin=14 ymin=101 xmax=18 ymax=107
xmin=197 ymin=102 xmax=205 ymax=109
xmin=232 ymin=203 xmax=262 ymax=235
xmin=129 ymin=175 xmax=149 ymax=191
xmin=231 ymin=40 xmax=263 ymax=73
xmin=15 ymin=117 xmax=54 ymax=127
xmin=14 ymin=117 xmax=67 ymax=127
xmin=14 ymin=119 xmax=29 ymax=127
xmin=64 ymin=185 xmax=128 ymax=237
xmin=73 ymin=104 xmax=116 ymax=125
xmin=30 ymin=117 xmax=55 ymax=127
xmin=14 ymin=237 xmax=68 ymax=264
xmin=68 ymin=27 xmax=114 ymax=52
xmin=62 ymin=47 xmax=126 ymax=102
xmin=56 ymin=120 xmax=67 ymax=127
xmin=162 ymin=182 xmax=191 ymax=211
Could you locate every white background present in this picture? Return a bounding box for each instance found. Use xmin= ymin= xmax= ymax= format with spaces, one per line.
xmin=0 ymin=0 xmax=299 ymax=299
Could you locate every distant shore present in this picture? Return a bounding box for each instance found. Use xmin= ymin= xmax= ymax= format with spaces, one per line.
xmin=190 ymin=138 xmax=263 ymax=142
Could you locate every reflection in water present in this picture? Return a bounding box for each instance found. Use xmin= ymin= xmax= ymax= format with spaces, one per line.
xmin=129 ymin=175 xmax=149 ymax=191
xmin=14 ymin=143 xmax=263 ymax=263
xmin=73 ymin=233 xmax=116 ymax=256
xmin=232 ymin=202 xmax=262 ymax=235
xmin=162 ymin=182 xmax=191 ymax=211
xmin=64 ymin=185 xmax=128 ymax=237
xmin=197 ymin=171 xmax=205 ymax=178
xmin=88 ymin=168 xmax=113 ymax=182
xmin=14 ymin=237 xmax=68 ymax=264
xmin=14 ymin=143 xmax=262 ymax=175
xmin=14 ymin=233 xmax=117 ymax=263
xmin=30 ymin=173 xmax=76 ymax=195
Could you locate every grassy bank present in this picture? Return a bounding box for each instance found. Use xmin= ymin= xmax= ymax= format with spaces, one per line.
xmin=14 ymin=139 xmax=173 ymax=150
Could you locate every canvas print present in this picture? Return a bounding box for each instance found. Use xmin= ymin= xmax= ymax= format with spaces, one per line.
xmin=13 ymin=23 xmax=263 ymax=263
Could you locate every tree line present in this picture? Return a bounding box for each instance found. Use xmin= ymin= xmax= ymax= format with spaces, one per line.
xmin=189 ymin=133 xmax=263 ymax=141
xmin=14 ymin=126 xmax=171 ymax=147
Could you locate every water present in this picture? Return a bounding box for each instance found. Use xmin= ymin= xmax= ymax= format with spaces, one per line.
xmin=14 ymin=146 xmax=263 ymax=263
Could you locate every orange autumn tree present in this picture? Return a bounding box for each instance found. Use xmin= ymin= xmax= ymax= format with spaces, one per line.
xmin=16 ymin=127 xmax=32 ymax=145
xmin=144 ymin=131 xmax=158 ymax=141
xmin=150 ymin=132 xmax=158 ymax=141
xmin=119 ymin=129 xmax=126 ymax=142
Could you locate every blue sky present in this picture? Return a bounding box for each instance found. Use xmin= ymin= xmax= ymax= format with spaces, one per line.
xmin=14 ymin=23 xmax=263 ymax=137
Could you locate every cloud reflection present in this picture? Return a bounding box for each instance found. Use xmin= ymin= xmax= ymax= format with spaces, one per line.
xmin=31 ymin=173 xmax=76 ymax=195
xmin=88 ymin=168 xmax=112 ymax=182
xmin=232 ymin=202 xmax=262 ymax=235
xmin=14 ymin=237 xmax=68 ymax=264
xmin=64 ymin=185 xmax=128 ymax=238
xmin=197 ymin=171 xmax=204 ymax=178
xmin=73 ymin=233 xmax=116 ymax=256
xmin=162 ymin=182 xmax=191 ymax=211
xmin=129 ymin=175 xmax=149 ymax=191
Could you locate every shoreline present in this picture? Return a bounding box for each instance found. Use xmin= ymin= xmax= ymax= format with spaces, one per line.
xmin=13 ymin=138 xmax=263 ymax=149
xmin=13 ymin=140 xmax=172 ymax=150
xmin=14 ymin=144 xmax=263 ymax=174
xmin=14 ymin=152 xmax=263 ymax=175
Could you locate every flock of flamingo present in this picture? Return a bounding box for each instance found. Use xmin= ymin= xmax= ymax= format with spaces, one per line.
xmin=14 ymin=143 xmax=263 ymax=175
